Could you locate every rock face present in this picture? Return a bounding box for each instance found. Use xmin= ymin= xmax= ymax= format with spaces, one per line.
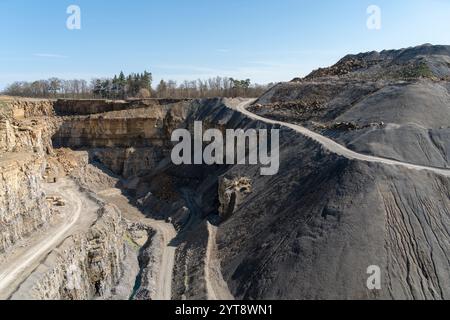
xmin=0 ymin=98 xmax=54 ymax=119
xmin=0 ymin=119 xmax=55 ymax=154
xmin=12 ymin=205 xmax=127 ymax=300
xmin=52 ymin=100 xmax=193 ymax=178
xmin=129 ymin=225 xmax=163 ymax=300
xmin=89 ymin=147 xmax=165 ymax=178
xmin=0 ymin=98 xmax=60 ymax=254
xmin=52 ymin=101 xmax=192 ymax=149
xmin=0 ymin=155 xmax=51 ymax=253
xmin=218 ymin=176 xmax=252 ymax=220
xmin=54 ymin=98 xmax=190 ymax=116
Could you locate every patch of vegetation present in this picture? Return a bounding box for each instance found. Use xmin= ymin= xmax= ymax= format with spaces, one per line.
xmin=0 ymin=100 xmax=10 ymax=118
xmin=123 ymin=233 xmax=141 ymax=251
xmin=396 ymin=62 xmax=435 ymax=79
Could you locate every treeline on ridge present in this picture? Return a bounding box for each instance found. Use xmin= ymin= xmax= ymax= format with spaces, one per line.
xmin=2 ymin=71 xmax=272 ymax=99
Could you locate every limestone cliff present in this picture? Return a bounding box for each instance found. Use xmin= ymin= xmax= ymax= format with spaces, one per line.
xmin=0 ymin=99 xmax=58 ymax=253
xmin=52 ymin=101 xmax=193 ymax=178
xmin=0 ymin=118 xmax=55 ymax=155
xmin=0 ymin=154 xmax=51 ymax=253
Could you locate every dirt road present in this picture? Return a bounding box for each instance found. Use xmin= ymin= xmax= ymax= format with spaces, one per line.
xmin=97 ymin=189 xmax=176 ymax=301
xmin=235 ymin=99 xmax=450 ymax=177
xmin=154 ymin=222 xmax=176 ymax=301
xmin=205 ymin=222 xmax=234 ymax=300
xmin=0 ymin=178 xmax=96 ymax=299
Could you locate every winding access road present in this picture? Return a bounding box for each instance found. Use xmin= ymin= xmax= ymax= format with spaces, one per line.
xmin=235 ymin=99 xmax=450 ymax=177
xmin=0 ymin=179 xmax=84 ymax=299
xmin=202 ymin=98 xmax=450 ymax=301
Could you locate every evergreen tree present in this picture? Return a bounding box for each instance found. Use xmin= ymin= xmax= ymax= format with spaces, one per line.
xmin=112 ymin=75 xmax=119 ymax=98
xmin=93 ymin=79 xmax=102 ymax=98
xmin=101 ymin=79 xmax=111 ymax=98
xmin=118 ymin=71 xmax=126 ymax=98
xmin=142 ymin=71 xmax=152 ymax=91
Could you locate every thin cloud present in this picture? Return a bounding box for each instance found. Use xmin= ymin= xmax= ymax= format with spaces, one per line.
xmin=155 ymin=65 xmax=219 ymax=73
xmin=33 ymin=53 xmax=69 ymax=59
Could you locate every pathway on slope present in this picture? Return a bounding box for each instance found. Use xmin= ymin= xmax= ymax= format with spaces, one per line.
xmin=205 ymin=222 xmax=234 ymax=300
xmin=0 ymin=178 xmax=97 ymax=299
xmin=178 ymin=188 xmax=234 ymax=300
xmin=235 ymin=100 xmax=450 ymax=177
xmin=97 ymin=189 xmax=177 ymax=300
xmin=203 ymin=97 xmax=448 ymax=301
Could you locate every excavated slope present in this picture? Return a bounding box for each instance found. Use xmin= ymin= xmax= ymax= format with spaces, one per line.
xmin=253 ymin=44 xmax=450 ymax=169
xmin=50 ymin=97 xmax=449 ymax=300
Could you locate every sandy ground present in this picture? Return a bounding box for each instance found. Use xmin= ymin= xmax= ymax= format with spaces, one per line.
xmin=0 ymin=178 xmax=98 ymax=300
xmin=97 ymin=188 xmax=177 ymax=300
xmin=205 ymin=222 xmax=234 ymax=300
xmin=234 ymin=99 xmax=450 ymax=177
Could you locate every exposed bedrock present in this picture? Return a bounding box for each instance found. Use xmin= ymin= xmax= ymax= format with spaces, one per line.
xmin=130 ymin=224 xmax=164 ymax=300
xmin=0 ymin=98 xmax=55 ymax=119
xmin=52 ymin=101 xmax=193 ymax=149
xmin=218 ymin=176 xmax=252 ymax=220
xmin=54 ymin=98 xmax=190 ymax=116
xmin=0 ymin=98 xmax=57 ymax=254
xmin=89 ymin=147 xmax=166 ymax=179
xmin=0 ymin=155 xmax=51 ymax=254
xmin=0 ymin=118 xmax=56 ymax=155
xmin=52 ymin=100 xmax=194 ymax=179
xmin=12 ymin=204 xmax=128 ymax=300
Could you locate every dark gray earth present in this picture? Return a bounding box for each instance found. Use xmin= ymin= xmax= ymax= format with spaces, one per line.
xmin=252 ymin=44 xmax=450 ymax=169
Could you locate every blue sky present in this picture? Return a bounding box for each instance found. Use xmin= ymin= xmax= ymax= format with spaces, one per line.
xmin=1 ymin=0 xmax=450 ymax=89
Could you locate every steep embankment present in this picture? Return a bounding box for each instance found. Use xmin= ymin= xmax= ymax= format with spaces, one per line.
xmin=11 ymin=203 xmax=127 ymax=300
xmin=51 ymin=96 xmax=449 ymax=300
xmin=0 ymin=98 xmax=56 ymax=254
xmin=252 ymin=44 xmax=450 ymax=169
xmin=217 ymin=100 xmax=449 ymax=300
xmin=0 ymin=154 xmax=51 ymax=254
xmin=52 ymin=100 xmax=193 ymax=178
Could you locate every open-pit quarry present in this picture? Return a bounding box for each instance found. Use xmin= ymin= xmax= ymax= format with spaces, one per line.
xmin=1 ymin=73 xmax=449 ymax=300
xmin=0 ymin=97 xmax=259 ymax=300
